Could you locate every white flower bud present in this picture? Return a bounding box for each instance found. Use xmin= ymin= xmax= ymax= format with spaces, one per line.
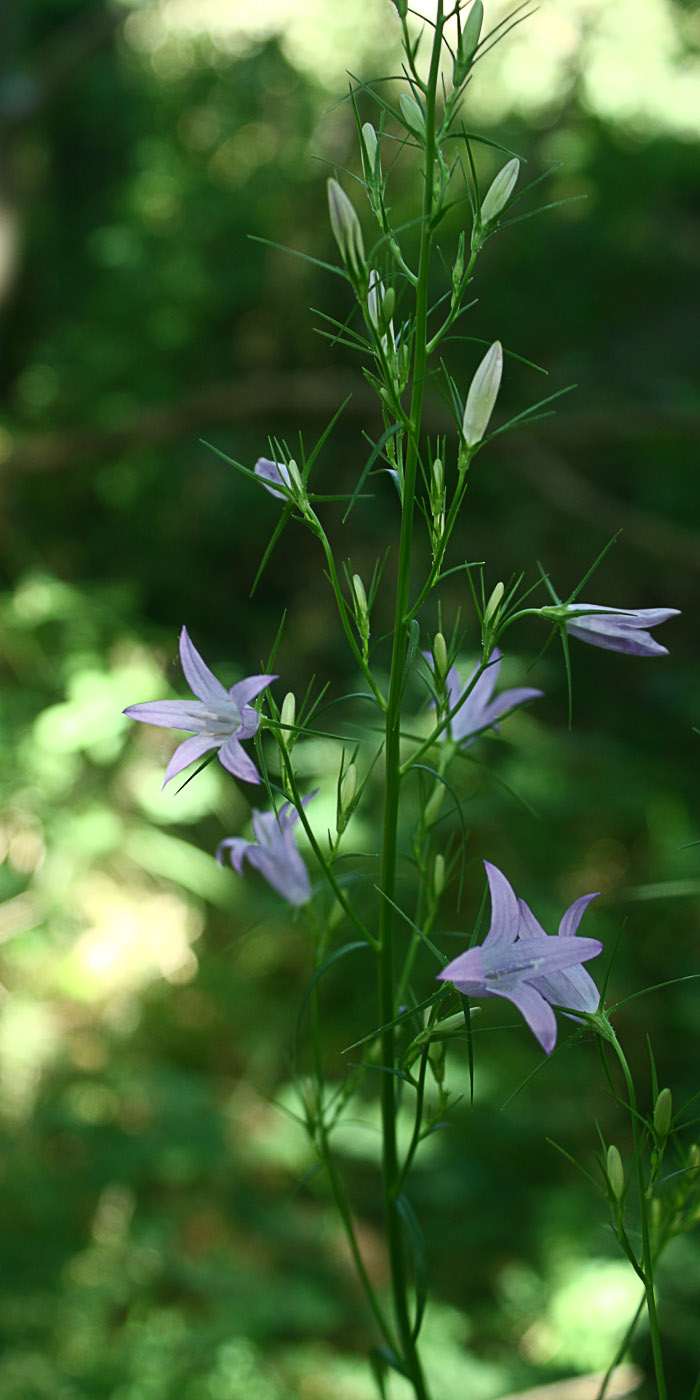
xmin=287 ymin=458 xmax=304 ymax=494
xmin=455 ymin=0 xmax=483 ymax=82
xmin=362 ymin=122 xmax=378 ymax=172
xmin=399 ymin=92 xmax=425 ymax=140
xmin=340 ymin=764 xmax=357 ymax=813
xmin=327 ymin=178 xmax=366 ymax=282
xmin=280 ymin=691 xmax=296 ymax=732
xmin=432 ymin=458 xmax=444 ymax=499
xmin=484 ymin=581 xmax=505 ymax=628
xmin=480 ymin=158 xmax=520 ymax=226
xmin=462 ymin=341 xmax=502 ymax=446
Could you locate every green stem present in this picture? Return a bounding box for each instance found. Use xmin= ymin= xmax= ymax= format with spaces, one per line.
xmin=607 ymin=1027 xmax=668 ymax=1400
xmin=376 ymin=13 xmax=446 ymax=1400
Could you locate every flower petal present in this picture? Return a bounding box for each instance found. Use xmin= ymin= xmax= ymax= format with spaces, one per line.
xmin=437 ymin=945 xmax=486 ymax=996
xmin=483 ymin=861 xmax=520 ymax=948
xmin=505 ymin=982 xmax=558 ymax=1053
xmin=229 ymin=674 xmax=277 ymax=709
xmin=254 ymin=458 xmax=290 ymax=500
xmin=124 ymin=699 xmax=208 ymax=732
xmin=179 ymin=626 xmax=229 ymax=703
xmin=558 ymin=892 xmax=599 ymax=939
xmin=218 ymin=734 xmax=261 ymax=784
xmin=162 ymin=734 xmax=218 ymax=787
xmin=216 ymin=837 xmax=249 ymax=873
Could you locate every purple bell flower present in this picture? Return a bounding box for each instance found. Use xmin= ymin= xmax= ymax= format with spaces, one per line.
xmin=434 ymin=648 xmax=542 ymax=746
xmin=254 ymin=457 xmax=291 ymax=500
xmin=564 ymin=605 xmax=680 ymax=657
xmin=437 ymin=862 xmax=602 ymax=1053
xmin=124 ymin=626 xmax=276 ymax=787
xmin=217 ymin=794 xmax=317 ymax=906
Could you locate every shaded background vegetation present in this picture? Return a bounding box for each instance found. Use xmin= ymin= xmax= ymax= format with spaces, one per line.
xmin=0 ymin=0 xmax=699 ymax=1395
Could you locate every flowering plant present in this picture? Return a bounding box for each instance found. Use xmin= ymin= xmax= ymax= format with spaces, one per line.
xmin=122 ymin=4 xmax=691 ymax=1396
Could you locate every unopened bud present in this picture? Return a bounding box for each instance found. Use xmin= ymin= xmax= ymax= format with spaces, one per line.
xmin=280 ymin=691 xmax=296 ymax=733
xmin=484 ymin=581 xmax=505 ymax=629
xmin=653 ymin=1088 xmax=672 ymax=1141
xmin=454 ymin=0 xmax=483 ymax=83
xmin=607 ymin=1144 xmax=625 ymax=1201
xmin=340 ymin=763 xmax=357 ymax=813
xmin=452 ymin=231 xmax=465 ymax=293
xmin=433 ymin=853 xmax=445 ymax=898
xmin=480 ymin=157 xmax=520 ymax=226
xmin=433 ymin=631 xmax=448 ymax=679
xmin=424 ymin=784 xmax=445 ymax=827
xmin=462 ymin=341 xmax=502 ymax=446
xmin=287 ymin=459 xmax=303 ymax=494
xmin=362 ymin=122 xmax=378 ymax=173
xmin=428 ymin=1037 xmax=446 ymax=1083
xmin=352 ymin=573 xmax=368 ymax=615
xmin=399 ymin=92 xmax=425 ymax=141
xmin=687 ymin=1143 xmax=700 ymax=1183
xmin=390 ymin=0 xmax=408 ymax=14
xmin=327 ymin=178 xmax=366 ymax=282
xmin=381 ymin=286 xmax=395 ymax=325
xmin=432 ymin=458 xmax=444 ymax=499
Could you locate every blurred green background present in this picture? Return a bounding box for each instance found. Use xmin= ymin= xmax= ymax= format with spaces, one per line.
xmin=1 ymin=1 xmax=699 ymax=1396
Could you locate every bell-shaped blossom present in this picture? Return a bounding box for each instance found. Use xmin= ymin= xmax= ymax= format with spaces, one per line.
xmin=124 ymin=626 xmax=276 ymax=787
xmin=435 ymin=648 xmax=542 ymax=746
xmin=564 ymin=605 xmax=680 ymax=657
xmin=217 ymin=794 xmax=317 ymax=907
xmin=437 ymin=862 xmax=602 ymax=1053
xmin=254 ymin=457 xmax=291 ymax=500
xmin=517 ymin=892 xmax=600 ymax=1019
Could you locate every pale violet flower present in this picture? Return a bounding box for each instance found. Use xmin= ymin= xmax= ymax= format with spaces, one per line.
xmin=434 ymin=648 xmax=542 ymax=746
xmin=124 ymin=626 xmax=276 ymax=787
xmin=217 ymin=794 xmax=317 ymax=906
xmin=563 ymin=605 xmax=680 ymax=657
xmin=517 ymin=892 xmax=600 ymax=1019
xmin=437 ymin=862 xmax=602 ymax=1053
xmin=254 ymin=457 xmax=291 ymax=500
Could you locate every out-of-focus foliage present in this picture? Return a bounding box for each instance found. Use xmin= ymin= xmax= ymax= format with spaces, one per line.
xmin=0 ymin=1 xmax=698 ymax=1396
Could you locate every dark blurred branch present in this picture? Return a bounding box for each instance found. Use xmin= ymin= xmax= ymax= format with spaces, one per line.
xmin=2 ymin=369 xmax=699 ymax=572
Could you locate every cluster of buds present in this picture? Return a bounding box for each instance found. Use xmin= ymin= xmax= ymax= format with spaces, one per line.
xmin=367 ymin=268 xmax=396 ymax=364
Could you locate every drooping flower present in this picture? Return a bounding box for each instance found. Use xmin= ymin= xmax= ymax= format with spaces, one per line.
xmin=563 ymin=605 xmax=680 ymax=657
xmin=437 ymin=862 xmax=602 ymax=1053
xmin=517 ymin=892 xmax=600 ymax=1019
xmin=217 ymin=794 xmax=317 ymax=907
xmin=124 ymin=626 xmax=276 ymax=787
xmin=432 ymin=648 xmax=542 ymax=746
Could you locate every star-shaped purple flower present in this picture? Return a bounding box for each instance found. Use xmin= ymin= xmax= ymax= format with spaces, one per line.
xmin=217 ymin=794 xmax=316 ymax=906
xmin=437 ymin=862 xmax=602 ymax=1053
xmin=439 ymin=649 xmax=542 ymax=746
xmin=123 ymin=626 xmax=276 ymax=787
xmin=564 ymin=605 xmax=680 ymax=657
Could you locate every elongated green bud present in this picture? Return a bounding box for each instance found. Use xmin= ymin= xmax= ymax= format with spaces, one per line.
xmin=280 ymin=691 xmax=296 ymax=732
xmin=484 ymin=581 xmax=505 ymax=629
xmin=381 ymin=286 xmax=395 ymax=325
xmin=432 ymin=458 xmax=444 ymax=500
xmin=340 ymin=763 xmax=357 ymax=813
xmin=433 ymin=853 xmax=445 ymax=899
xmin=480 ymin=158 xmax=520 ymax=226
xmin=455 ymin=0 xmax=483 ymax=83
xmin=287 ymin=458 xmax=303 ymax=494
xmin=607 ymin=1144 xmax=625 ymax=1201
xmin=653 ymin=1088 xmax=672 ymax=1140
xmin=424 ymin=784 xmax=444 ymax=827
xmin=352 ymin=573 xmax=368 ymax=615
xmin=433 ymin=631 xmax=448 ymax=679
xmin=399 ymin=92 xmax=425 ymax=141
xmin=327 ymin=178 xmax=366 ymax=282
xmin=687 ymin=1143 xmax=700 ymax=1183
xmin=462 ymin=341 xmax=502 ymax=446
xmin=361 ymin=122 xmax=378 ymax=173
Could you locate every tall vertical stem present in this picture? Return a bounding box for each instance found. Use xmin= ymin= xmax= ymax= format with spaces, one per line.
xmin=377 ymin=10 xmax=444 ymax=1398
